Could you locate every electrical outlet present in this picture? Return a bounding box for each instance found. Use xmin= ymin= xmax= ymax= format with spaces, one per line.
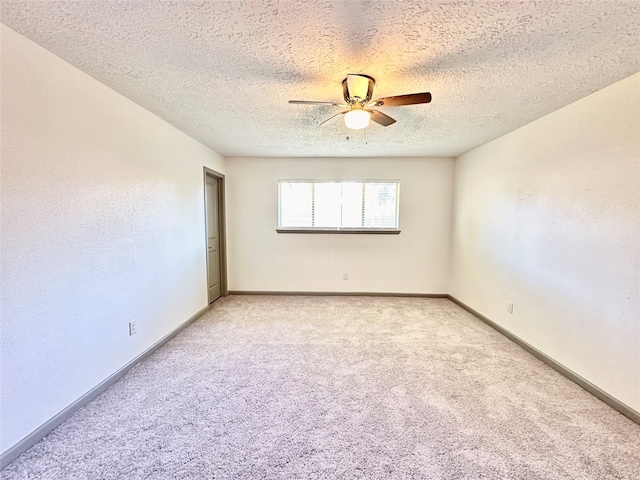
xmin=129 ymin=320 xmax=137 ymax=336
xmin=343 ymin=273 xmax=349 ymax=280
xmin=506 ymin=302 xmax=514 ymax=314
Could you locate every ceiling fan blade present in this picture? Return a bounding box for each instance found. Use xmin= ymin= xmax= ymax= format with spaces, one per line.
xmin=369 ymin=92 xmax=431 ymax=107
xmin=369 ymin=109 xmax=396 ymax=127
xmin=320 ymin=110 xmax=348 ymax=126
xmin=289 ymin=100 xmax=346 ymax=107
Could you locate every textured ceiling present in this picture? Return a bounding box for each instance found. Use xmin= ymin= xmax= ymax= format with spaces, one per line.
xmin=2 ymin=1 xmax=639 ymax=158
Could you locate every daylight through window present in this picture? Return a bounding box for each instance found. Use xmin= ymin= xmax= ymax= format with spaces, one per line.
xmin=278 ymin=180 xmax=400 ymax=232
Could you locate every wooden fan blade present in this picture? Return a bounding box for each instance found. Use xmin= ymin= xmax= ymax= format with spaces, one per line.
xmin=370 ymin=92 xmax=431 ymax=107
xmin=369 ymin=109 xmax=396 ymax=127
xmin=320 ymin=111 xmax=348 ymax=126
xmin=289 ymin=100 xmax=346 ymax=107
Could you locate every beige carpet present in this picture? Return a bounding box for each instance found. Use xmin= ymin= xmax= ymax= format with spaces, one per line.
xmin=3 ymin=296 xmax=639 ymax=479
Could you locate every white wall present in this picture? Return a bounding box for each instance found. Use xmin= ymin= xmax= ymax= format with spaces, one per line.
xmin=449 ymin=73 xmax=640 ymax=411
xmin=0 ymin=25 xmax=225 ymax=453
xmin=226 ymin=157 xmax=454 ymax=294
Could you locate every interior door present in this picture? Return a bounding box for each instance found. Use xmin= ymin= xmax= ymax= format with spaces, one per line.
xmin=206 ymin=175 xmax=221 ymax=303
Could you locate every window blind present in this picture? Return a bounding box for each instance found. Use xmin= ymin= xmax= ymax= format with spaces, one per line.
xmin=278 ymin=180 xmax=400 ymax=231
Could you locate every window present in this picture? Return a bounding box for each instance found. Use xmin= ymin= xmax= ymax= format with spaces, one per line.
xmin=277 ymin=180 xmax=400 ymax=233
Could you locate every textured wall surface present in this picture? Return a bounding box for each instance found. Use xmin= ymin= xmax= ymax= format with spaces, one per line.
xmin=449 ymin=73 xmax=640 ymax=411
xmin=0 ymin=26 xmax=225 ymax=453
xmin=226 ymin=157 xmax=454 ymax=294
xmin=1 ymin=1 xmax=639 ymax=157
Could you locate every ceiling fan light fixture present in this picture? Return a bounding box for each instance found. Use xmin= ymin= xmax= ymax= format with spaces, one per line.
xmin=344 ymin=109 xmax=371 ymax=130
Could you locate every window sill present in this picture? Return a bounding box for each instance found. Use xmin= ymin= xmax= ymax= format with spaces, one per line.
xmin=276 ymin=228 xmax=401 ymax=235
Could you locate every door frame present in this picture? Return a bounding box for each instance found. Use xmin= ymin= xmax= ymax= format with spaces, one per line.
xmin=203 ymin=166 xmax=228 ymax=301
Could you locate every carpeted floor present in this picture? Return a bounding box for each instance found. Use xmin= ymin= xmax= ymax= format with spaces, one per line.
xmin=3 ymin=296 xmax=639 ymax=479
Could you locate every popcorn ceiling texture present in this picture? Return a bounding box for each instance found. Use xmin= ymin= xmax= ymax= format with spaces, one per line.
xmin=1 ymin=0 xmax=639 ymax=158
xmin=2 ymin=296 xmax=640 ymax=479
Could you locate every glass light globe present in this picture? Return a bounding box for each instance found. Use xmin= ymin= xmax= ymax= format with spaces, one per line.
xmin=344 ymin=109 xmax=371 ymax=130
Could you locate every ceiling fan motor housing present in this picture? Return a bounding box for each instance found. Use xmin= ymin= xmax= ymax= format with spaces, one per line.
xmin=343 ymin=74 xmax=375 ymax=105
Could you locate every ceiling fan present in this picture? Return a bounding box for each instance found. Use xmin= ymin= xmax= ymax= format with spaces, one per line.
xmin=288 ymin=74 xmax=432 ymax=130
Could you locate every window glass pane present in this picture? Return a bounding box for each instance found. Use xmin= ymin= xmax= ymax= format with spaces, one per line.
xmin=279 ymin=182 xmax=312 ymax=227
xmin=314 ymin=182 xmax=342 ymax=227
xmin=341 ymin=182 xmax=363 ymax=228
xmin=363 ymin=182 xmax=398 ymax=228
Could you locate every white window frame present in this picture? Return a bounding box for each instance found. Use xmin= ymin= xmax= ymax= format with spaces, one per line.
xmin=277 ymin=179 xmax=401 ymax=234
